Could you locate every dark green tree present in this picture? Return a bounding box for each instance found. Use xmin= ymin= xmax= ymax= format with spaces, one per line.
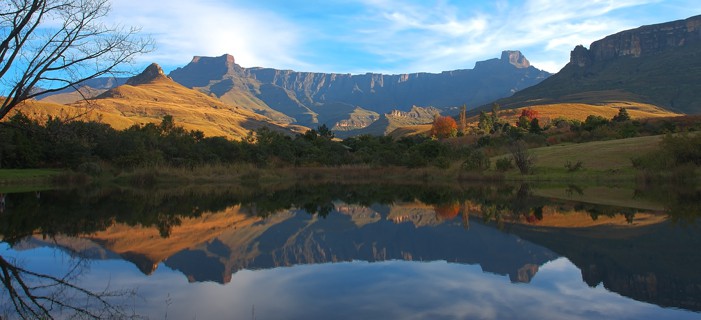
xmin=612 ymin=108 xmax=631 ymax=122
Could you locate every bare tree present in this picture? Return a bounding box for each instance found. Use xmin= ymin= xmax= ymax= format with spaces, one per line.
xmin=0 ymin=0 xmax=153 ymax=120
xmin=509 ymin=140 xmax=536 ymax=175
xmin=0 ymin=254 xmax=138 ymax=319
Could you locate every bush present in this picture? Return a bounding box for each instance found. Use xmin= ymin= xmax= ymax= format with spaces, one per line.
xmin=509 ymin=140 xmax=535 ymax=175
xmin=564 ymin=160 xmax=583 ymax=172
xmin=495 ymin=158 xmax=514 ymax=172
xmin=461 ymin=150 xmax=491 ymax=171
xmin=433 ymin=156 xmax=451 ymax=169
xmin=76 ymin=162 xmax=102 ymax=176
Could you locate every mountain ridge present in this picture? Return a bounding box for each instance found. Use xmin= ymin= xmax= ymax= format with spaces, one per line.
xmin=491 ymin=14 xmax=701 ymax=114
xmin=169 ymin=51 xmax=552 ymax=129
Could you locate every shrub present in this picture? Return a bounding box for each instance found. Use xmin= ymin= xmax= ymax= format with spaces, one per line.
xmin=564 ymin=160 xmax=583 ymax=172
xmin=461 ymin=150 xmax=491 ymax=171
xmin=76 ymin=162 xmax=102 ymax=176
xmin=495 ymin=158 xmax=514 ymax=172
xmin=509 ymin=140 xmax=535 ymax=175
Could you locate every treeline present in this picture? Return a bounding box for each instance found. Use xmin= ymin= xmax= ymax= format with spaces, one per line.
xmin=466 ymin=106 xmax=699 ymax=145
xmin=445 ymin=107 xmax=701 ymax=170
xmin=1 ymin=107 xmax=699 ymax=175
xmin=0 ymin=113 xmax=471 ymax=171
xmin=5 ymin=182 xmax=684 ymax=243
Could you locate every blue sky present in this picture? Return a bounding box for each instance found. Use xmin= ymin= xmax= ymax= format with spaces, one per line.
xmin=107 ymin=0 xmax=701 ymax=75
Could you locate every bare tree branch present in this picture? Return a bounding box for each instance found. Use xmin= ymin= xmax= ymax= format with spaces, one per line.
xmin=0 ymin=0 xmax=154 ymax=120
xmin=1 ymin=253 xmax=139 ymax=319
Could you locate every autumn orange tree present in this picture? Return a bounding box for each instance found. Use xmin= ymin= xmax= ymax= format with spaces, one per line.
xmin=430 ymin=116 xmax=458 ymax=138
xmin=517 ymin=108 xmax=539 ymax=129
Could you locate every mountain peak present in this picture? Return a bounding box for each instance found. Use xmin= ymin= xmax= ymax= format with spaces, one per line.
xmin=189 ymin=54 xmax=237 ymax=69
xmin=501 ymin=50 xmax=531 ymax=68
xmin=126 ymin=63 xmax=169 ymax=85
xmin=169 ymin=54 xmax=239 ymax=88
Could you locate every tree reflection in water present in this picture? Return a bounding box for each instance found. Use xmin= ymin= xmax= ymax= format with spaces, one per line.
xmin=0 ymin=182 xmax=699 ymax=317
xmin=0 ymin=252 xmax=137 ymax=319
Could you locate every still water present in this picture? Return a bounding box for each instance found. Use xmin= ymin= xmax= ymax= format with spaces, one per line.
xmin=0 ymin=183 xmax=699 ymax=319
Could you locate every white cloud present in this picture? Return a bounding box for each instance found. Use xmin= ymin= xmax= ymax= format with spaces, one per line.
xmin=106 ymin=0 xmax=309 ymax=71
xmin=345 ymin=0 xmax=658 ymax=73
xmin=102 ymin=0 xmax=701 ymax=74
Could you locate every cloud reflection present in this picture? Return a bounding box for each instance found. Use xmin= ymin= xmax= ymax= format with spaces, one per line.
xmin=129 ymin=259 xmax=698 ymax=320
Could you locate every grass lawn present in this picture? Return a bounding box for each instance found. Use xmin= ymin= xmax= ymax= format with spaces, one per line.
xmin=530 ymin=135 xmax=663 ymax=170
xmin=490 ymin=135 xmax=668 ymax=183
xmin=0 ymin=169 xmax=66 ymax=192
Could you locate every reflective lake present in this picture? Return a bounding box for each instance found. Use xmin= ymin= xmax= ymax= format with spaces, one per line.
xmin=0 ymin=183 xmax=700 ymax=319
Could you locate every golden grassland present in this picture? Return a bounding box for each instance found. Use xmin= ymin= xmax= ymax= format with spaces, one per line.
xmin=390 ymin=102 xmax=680 ymax=137
xmin=492 ymin=101 xmax=678 ymax=123
xmin=13 ymin=77 xmax=307 ymax=140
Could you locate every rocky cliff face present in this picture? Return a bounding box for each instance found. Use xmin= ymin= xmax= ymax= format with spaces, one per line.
xmin=502 ymin=50 xmax=531 ymax=68
xmin=570 ymin=14 xmax=701 ymax=67
xmin=169 ymin=51 xmax=551 ymax=130
xmin=498 ymin=14 xmax=701 ymax=115
xmin=126 ymin=63 xmax=170 ymax=86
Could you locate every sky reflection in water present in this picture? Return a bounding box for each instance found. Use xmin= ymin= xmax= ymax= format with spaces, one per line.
xmin=2 ymin=244 xmax=698 ymax=320
xmin=1 ymin=183 xmax=700 ymax=319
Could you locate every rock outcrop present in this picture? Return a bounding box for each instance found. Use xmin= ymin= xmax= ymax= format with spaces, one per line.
xmin=502 ymin=50 xmax=531 ymax=68
xmin=495 ymin=14 xmax=701 ymax=115
xmin=570 ymin=14 xmax=701 ymax=67
xmin=125 ymin=63 xmax=170 ymax=85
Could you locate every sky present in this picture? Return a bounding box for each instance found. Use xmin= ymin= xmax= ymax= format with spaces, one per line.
xmin=107 ymin=0 xmax=701 ymax=75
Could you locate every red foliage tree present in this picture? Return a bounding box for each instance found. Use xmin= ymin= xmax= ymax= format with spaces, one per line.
xmin=434 ymin=203 xmax=460 ymax=220
xmin=430 ymin=116 xmax=458 ymax=138
xmin=520 ymin=108 xmax=539 ymax=121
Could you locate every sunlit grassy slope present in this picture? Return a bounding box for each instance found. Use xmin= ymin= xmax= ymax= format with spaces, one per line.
xmin=391 ymin=102 xmax=679 ymax=138
xmin=529 ymin=135 xmax=663 ymax=170
xmin=13 ymin=72 xmax=306 ymax=139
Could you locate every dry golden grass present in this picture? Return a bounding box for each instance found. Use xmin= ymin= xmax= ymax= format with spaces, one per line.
xmin=39 ymin=86 xmax=107 ymax=104
xmin=391 ymin=102 xmax=679 ymax=138
xmin=13 ymin=77 xmax=306 ymax=140
xmin=388 ymin=124 xmax=432 ymax=138
xmin=493 ymin=102 xmax=679 ymax=124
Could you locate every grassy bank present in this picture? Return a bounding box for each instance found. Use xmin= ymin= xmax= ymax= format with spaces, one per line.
xmin=3 ymin=133 xmax=697 ymax=188
xmin=0 ymin=169 xmax=67 ymax=192
xmin=490 ymin=134 xmax=699 ymax=184
xmin=111 ymin=163 xmax=484 ymax=186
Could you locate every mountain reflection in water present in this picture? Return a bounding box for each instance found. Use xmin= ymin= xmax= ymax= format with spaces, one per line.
xmin=0 ymin=183 xmax=699 ymax=319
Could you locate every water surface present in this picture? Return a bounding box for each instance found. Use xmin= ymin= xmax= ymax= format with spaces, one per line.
xmin=0 ymin=183 xmax=699 ymax=319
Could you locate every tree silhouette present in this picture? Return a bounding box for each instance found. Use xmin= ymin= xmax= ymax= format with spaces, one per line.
xmin=0 ymin=253 xmax=136 ymax=319
xmin=0 ymin=0 xmax=153 ymax=119
xmin=612 ymin=108 xmax=631 ymax=122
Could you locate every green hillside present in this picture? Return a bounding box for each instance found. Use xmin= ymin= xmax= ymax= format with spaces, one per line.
xmin=495 ymin=40 xmax=701 ymax=115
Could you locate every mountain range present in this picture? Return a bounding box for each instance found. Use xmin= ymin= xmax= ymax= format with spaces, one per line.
xmin=25 ymin=14 xmax=701 ymax=139
xmin=30 ymin=50 xmax=550 ymax=138
xmin=167 ymin=50 xmax=550 ymax=130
